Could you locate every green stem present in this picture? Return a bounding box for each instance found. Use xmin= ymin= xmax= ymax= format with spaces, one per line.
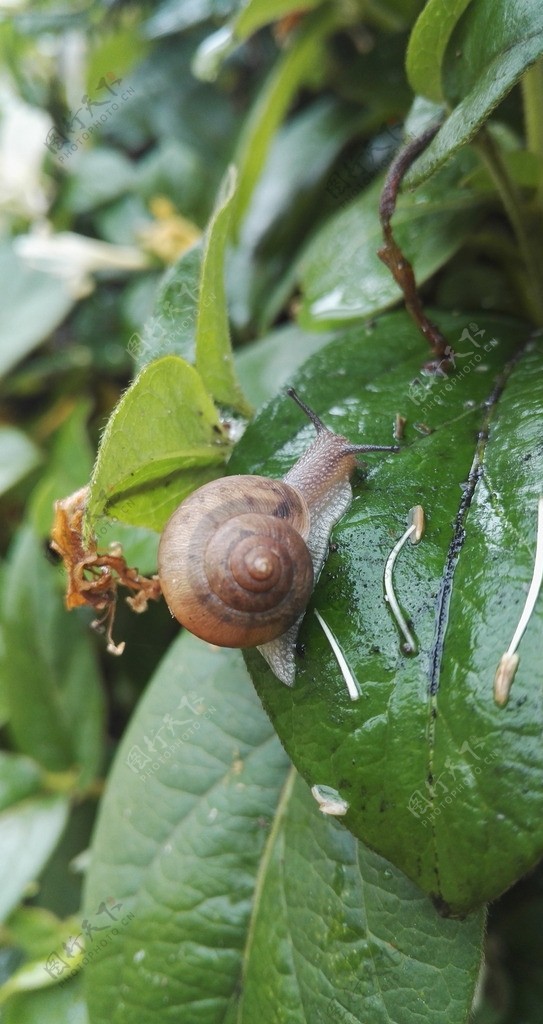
xmin=476 ymin=128 xmax=543 ymax=325
xmin=522 ymin=59 xmax=543 ymax=206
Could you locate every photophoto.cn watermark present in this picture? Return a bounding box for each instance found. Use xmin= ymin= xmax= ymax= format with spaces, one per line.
xmin=44 ymin=896 xmax=134 ymax=987
xmin=125 ymin=692 xmax=217 ymax=782
xmin=407 ymin=736 xmax=499 ymax=828
xmin=407 ymin=321 xmax=500 ymax=411
xmin=44 ymin=72 xmax=136 ymax=163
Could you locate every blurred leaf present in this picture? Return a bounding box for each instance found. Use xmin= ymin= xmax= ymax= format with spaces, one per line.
xmin=83 ymin=636 xmax=290 ymax=1024
xmin=406 ymin=0 xmax=475 ymax=102
xmin=195 ymin=166 xmax=252 ymax=415
xmin=1 ymin=973 xmax=88 ymax=1023
xmin=233 ymin=310 xmax=543 ymax=916
xmin=486 ymin=864 xmax=543 ymax=1024
xmin=30 ymin=403 xmax=93 ymax=539
xmin=3 ymin=906 xmax=77 ymax=962
xmin=86 ymin=356 xmax=230 ymax=532
xmin=298 ymin=154 xmax=484 ymax=327
xmin=64 ymin=149 xmax=137 ymax=216
xmin=407 ymin=0 xmax=543 ymax=186
xmin=0 ymin=528 xmax=104 ymax=788
xmin=0 ymin=753 xmax=42 ymax=814
xmin=231 ymin=4 xmax=341 ymax=230
xmin=235 ymin=321 xmax=338 ymax=406
xmin=233 ymin=0 xmax=323 ymax=40
xmin=229 ymin=96 xmax=375 ymax=334
xmin=239 ymin=773 xmax=484 ymax=1023
xmin=84 ymin=22 xmax=148 ymax=92
xmin=144 ymin=0 xmax=237 ymax=39
xmin=0 ymin=795 xmax=69 ymax=924
xmin=0 ymin=245 xmax=75 ymax=382
xmin=0 ymin=428 xmax=41 ymax=497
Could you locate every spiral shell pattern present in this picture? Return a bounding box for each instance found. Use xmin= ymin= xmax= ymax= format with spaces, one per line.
xmin=157 ymin=475 xmax=314 ymax=647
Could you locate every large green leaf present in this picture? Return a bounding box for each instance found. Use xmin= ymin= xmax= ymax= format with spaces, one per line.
xmin=86 ymin=356 xmax=231 ymax=532
xmin=83 ymin=634 xmax=483 ymax=1024
xmin=230 ymin=310 xmax=543 ymax=916
xmin=406 ymin=0 xmax=543 ymax=186
xmin=239 ymin=773 xmax=484 ymax=1023
xmin=297 ymin=153 xmax=484 ymax=328
xmin=83 ymin=635 xmax=290 ymax=1024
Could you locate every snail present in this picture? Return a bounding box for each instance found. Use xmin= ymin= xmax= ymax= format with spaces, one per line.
xmin=157 ymin=389 xmax=398 ymax=685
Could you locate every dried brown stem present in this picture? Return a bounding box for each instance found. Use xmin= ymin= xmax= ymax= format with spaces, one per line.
xmin=378 ymin=122 xmax=450 ymax=363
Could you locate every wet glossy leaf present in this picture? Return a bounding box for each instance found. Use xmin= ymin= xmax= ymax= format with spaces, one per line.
xmin=83 ymin=635 xmax=290 ymax=1024
xmin=298 ymin=155 xmax=483 ymax=327
xmin=406 ymin=0 xmax=474 ymax=102
xmin=407 ymin=0 xmax=543 ymax=186
xmin=231 ymin=310 xmax=543 ymax=916
xmin=87 ymin=356 xmax=230 ymax=532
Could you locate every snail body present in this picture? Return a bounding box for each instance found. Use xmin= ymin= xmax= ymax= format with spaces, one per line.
xmin=158 ymin=390 xmax=397 ymax=685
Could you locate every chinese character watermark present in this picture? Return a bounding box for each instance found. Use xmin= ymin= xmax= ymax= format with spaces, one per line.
xmin=45 ymin=72 xmax=136 ymax=163
xmin=44 ymin=897 xmax=134 ymax=987
xmin=407 ymin=736 xmax=499 ymax=828
xmin=407 ymin=322 xmax=499 ymax=410
xmin=126 ymin=693 xmax=217 ymax=781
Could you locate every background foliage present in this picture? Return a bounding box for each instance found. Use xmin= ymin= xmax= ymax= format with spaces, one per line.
xmin=1 ymin=0 xmax=543 ymax=1021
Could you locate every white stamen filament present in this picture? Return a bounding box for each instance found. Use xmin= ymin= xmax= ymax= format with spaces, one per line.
xmin=494 ymin=496 xmax=543 ymax=706
xmin=314 ymin=609 xmax=361 ymax=700
xmin=384 ymin=508 xmax=424 ymax=654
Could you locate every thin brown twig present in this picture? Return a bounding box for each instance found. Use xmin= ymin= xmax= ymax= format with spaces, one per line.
xmin=378 ymin=122 xmax=450 ymax=363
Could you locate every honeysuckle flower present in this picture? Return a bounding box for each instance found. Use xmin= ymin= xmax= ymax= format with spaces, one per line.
xmin=0 ymin=81 xmax=52 ymax=220
xmin=137 ymin=196 xmax=201 ymax=264
xmin=14 ymin=227 xmax=150 ymax=298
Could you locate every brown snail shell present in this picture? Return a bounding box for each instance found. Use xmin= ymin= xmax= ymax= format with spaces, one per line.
xmin=158 ymin=475 xmax=314 ymax=648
